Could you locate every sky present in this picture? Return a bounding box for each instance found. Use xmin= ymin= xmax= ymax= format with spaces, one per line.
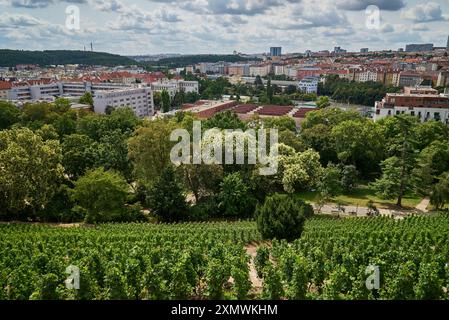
xmin=0 ymin=0 xmax=448 ymax=55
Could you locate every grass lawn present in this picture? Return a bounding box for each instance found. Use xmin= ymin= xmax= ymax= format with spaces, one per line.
xmin=296 ymin=185 xmax=422 ymax=210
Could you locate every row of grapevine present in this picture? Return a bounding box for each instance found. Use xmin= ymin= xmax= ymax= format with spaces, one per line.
xmin=0 ymin=221 xmax=260 ymax=300
xmin=3 ymin=215 xmax=449 ymax=300
xmin=257 ymin=214 xmax=449 ymax=300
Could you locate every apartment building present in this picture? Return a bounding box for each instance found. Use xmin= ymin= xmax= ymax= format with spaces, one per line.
xmin=374 ymin=92 xmax=449 ymax=123
xmin=297 ymin=76 xmax=318 ymax=94
xmin=4 ymin=80 xmax=154 ymax=118
xmin=150 ymin=80 xmax=199 ymax=97
xmin=249 ymin=64 xmax=271 ymax=77
xmin=437 ymin=70 xmax=449 ymax=87
xmin=227 ymin=64 xmax=250 ymax=76
xmin=397 ymin=72 xmax=423 ymax=87
xmin=273 ymin=64 xmax=286 ymax=76
xmin=93 ymin=87 xmax=154 ymax=118
xmin=355 ymin=70 xmax=378 ymax=82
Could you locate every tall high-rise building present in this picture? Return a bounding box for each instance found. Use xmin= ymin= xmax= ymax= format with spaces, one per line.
xmin=270 ymin=47 xmax=282 ymax=56
xmin=446 ymin=36 xmax=449 ymax=49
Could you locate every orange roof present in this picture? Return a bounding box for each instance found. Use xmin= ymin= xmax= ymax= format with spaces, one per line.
xmin=0 ymin=81 xmax=12 ymax=90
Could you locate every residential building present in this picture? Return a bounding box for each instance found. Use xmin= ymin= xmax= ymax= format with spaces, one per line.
xmin=297 ymin=67 xmax=321 ymax=80
xmin=227 ymin=64 xmax=250 ymax=76
xmin=374 ymin=92 xmax=449 ymax=123
xmin=437 ymin=70 xmax=449 ymax=87
xmin=7 ymin=81 xmax=131 ymax=100
xmin=93 ymin=87 xmax=154 ymax=118
xmin=397 ymin=72 xmax=423 ymax=87
xmin=249 ymin=64 xmax=271 ymax=77
xmin=355 ymin=70 xmax=378 ymax=82
xmin=360 ymin=48 xmax=369 ymax=53
xmin=405 ymin=43 xmax=434 ymax=52
xmin=150 ymin=79 xmax=199 ymax=97
xmin=273 ymin=64 xmax=286 ymax=76
xmin=297 ymin=76 xmax=318 ymax=94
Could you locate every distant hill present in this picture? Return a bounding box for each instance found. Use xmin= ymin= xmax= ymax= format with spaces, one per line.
xmin=147 ymin=54 xmax=260 ymax=68
xmin=0 ymin=50 xmax=137 ymax=67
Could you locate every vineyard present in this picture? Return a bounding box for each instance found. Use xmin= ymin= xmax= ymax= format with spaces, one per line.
xmin=1 ymin=215 xmax=449 ymax=300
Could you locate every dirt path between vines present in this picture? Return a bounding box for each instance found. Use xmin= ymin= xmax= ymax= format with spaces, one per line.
xmin=245 ymin=243 xmax=263 ymax=295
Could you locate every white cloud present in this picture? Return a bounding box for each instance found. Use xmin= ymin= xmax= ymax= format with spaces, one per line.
xmin=401 ymin=2 xmax=449 ymax=23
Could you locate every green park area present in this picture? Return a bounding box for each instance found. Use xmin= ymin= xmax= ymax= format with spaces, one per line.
xmin=296 ymin=185 xmax=422 ymax=210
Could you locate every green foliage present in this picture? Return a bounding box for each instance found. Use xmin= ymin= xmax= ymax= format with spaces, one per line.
xmin=71 ymin=167 xmax=130 ymax=223
xmin=262 ymin=116 xmax=296 ymax=132
xmin=371 ymin=156 xmax=405 ymax=200
xmin=331 ymin=119 xmax=384 ymax=175
xmin=262 ymin=262 xmax=284 ymax=299
xmin=203 ymin=110 xmax=246 ymax=130
xmin=0 ymin=101 xmax=22 ymax=130
xmin=149 ymin=54 xmax=257 ymax=69
xmin=0 ymin=49 xmax=136 ymax=67
xmin=256 ymin=193 xmax=313 ymax=242
xmin=79 ymin=92 xmax=94 ymax=107
xmin=0 ymin=127 xmax=64 ymax=219
xmin=146 ymin=166 xmax=188 ymax=222
xmin=1 ymin=216 xmax=449 ymax=300
xmin=254 ymin=246 xmax=269 ymax=278
xmin=429 ymin=172 xmax=449 ymax=210
xmin=319 ymin=75 xmax=400 ymax=106
xmin=318 ymin=163 xmax=343 ymax=198
xmin=315 ymin=96 xmax=330 ymax=109
xmin=62 ymin=134 xmax=97 ymax=178
xmin=128 ymin=118 xmax=176 ymax=183
xmin=161 ymin=89 xmax=171 ymax=113
xmin=218 ymin=172 xmax=256 ymax=217
xmin=279 ymin=147 xmax=323 ymax=193
xmin=340 ymin=165 xmax=358 ymax=193
xmin=412 ymin=141 xmax=449 ymax=196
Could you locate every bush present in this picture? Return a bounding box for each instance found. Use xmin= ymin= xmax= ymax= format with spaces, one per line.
xmin=256 ymin=194 xmax=313 ymax=242
xmin=188 ymin=197 xmax=219 ymax=221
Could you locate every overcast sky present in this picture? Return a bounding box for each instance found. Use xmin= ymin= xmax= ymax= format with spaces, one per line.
xmin=0 ymin=0 xmax=448 ymax=55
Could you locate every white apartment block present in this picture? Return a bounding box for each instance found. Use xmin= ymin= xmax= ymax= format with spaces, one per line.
xmin=150 ymin=80 xmax=199 ymax=97
xmin=273 ymin=65 xmax=286 ymax=76
xmin=297 ymin=77 xmax=318 ymax=94
xmin=5 ymin=81 xmax=153 ymax=118
xmin=7 ymin=81 xmax=131 ymax=101
xmin=355 ymin=70 xmax=378 ymax=82
xmin=93 ymin=87 xmax=154 ymax=118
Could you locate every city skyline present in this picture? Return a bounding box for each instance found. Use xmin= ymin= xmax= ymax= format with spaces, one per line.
xmin=0 ymin=0 xmax=448 ymax=55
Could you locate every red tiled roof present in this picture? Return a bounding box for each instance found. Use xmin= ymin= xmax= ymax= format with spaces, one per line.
xmin=0 ymin=81 xmax=12 ymax=90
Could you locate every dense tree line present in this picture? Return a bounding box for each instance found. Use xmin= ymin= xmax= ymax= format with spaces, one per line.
xmin=318 ymin=75 xmax=401 ymax=106
xmin=1 ymin=98 xmax=449 ymax=223
xmin=0 ymin=50 xmax=136 ymax=67
xmin=148 ymin=55 xmax=259 ymax=69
